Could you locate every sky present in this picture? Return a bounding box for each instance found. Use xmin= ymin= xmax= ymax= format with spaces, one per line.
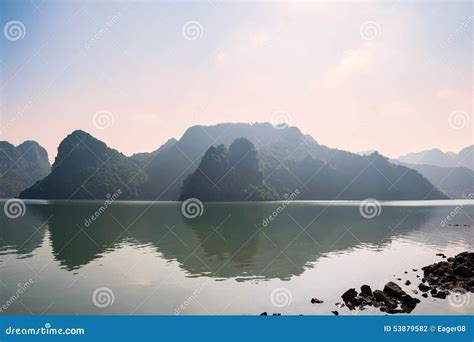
xmin=1 ymin=0 xmax=472 ymax=162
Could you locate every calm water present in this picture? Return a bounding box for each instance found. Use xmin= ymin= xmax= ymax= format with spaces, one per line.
xmin=0 ymin=200 xmax=473 ymax=315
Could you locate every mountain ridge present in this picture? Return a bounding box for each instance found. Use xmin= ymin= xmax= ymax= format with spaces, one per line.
xmin=18 ymin=123 xmax=448 ymax=201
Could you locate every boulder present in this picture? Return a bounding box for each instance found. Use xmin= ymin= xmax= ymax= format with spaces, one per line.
xmin=383 ymin=282 xmax=405 ymax=299
xmin=360 ymin=285 xmax=373 ymax=297
xmin=341 ymin=288 xmax=357 ymax=304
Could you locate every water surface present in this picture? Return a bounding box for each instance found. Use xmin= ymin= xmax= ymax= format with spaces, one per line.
xmin=0 ymin=200 xmax=472 ymax=315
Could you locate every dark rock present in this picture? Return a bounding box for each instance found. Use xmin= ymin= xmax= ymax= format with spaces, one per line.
xmin=453 ymin=265 xmax=470 ymax=277
xmin=400 ymin=294 xmax=420 ymax=313
xmin=386 ymin=308 xmax=406 ymax=314
xmin=432 ymin=290 xmax=448 ymax=299
xmin=331 ymin=310 xmax=339 ymax=316
xmin=383 ymin=282 xmax=405 ymax=299
xmin=436 ymin=253 xmax=446 ymax=258
xmin=373 ymin=290 xmax=397 ymax=309
xmin=341 ymin=288 xmax=357 ymax=304
xmin=412 ymin=269 xmax=418 ymax=272
xmin=418 ymin=283 xmax=431 ymax=292
xmin=260 ymin=312 xmax=267 ymax=316
xmin=360 ymin=284 xmax=373 ymax=297
xmin=421 ymin=293 xmax=428 ymax=298
xmin=272 ymin=313 xmax=281 ymax=316
xmin=311 ymin=298 xmax=324 ymax=304
xmin=405 ymin=280 xmax=411 ymax=286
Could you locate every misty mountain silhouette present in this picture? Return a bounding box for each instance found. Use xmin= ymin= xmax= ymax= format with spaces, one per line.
xmin=17 ymin=123 xmax=448 ymax=200
xmin=0 ymin=140 xmax=50 ymax=197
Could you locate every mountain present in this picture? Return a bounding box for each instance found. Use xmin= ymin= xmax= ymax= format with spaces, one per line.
xmin=130 ymin=138 xmax=177 ymax=162
xmin=20 ymin=124 xmax=448 ymax=201
xmin=457 ymin=145 xmax=474 ymax=170
xmin=397 ymin=146 xmax=473 ymax=170
xmin=393 ymin=161 xmax=474 ymax=199
xmin=357 ymin=150 xmax=377 ymax=156
xmin=180 ymin=138 xmax=277 ymax=201
xmin=0 ymin=140 xmax=51 ymax=197
xmin=20 ymin=130 xmax=146 ymax=199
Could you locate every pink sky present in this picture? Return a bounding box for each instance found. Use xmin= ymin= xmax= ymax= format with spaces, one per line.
xmin=1 ymin=1 xmax=472 ymax=162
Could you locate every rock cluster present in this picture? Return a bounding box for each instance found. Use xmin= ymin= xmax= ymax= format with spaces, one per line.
xmin=341 ymin=282 xmax=421 ymax=314
xmin=419 ymin=251 xmax=474 ymax=294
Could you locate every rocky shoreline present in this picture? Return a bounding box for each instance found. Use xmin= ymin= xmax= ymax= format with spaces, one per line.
xmin=260 ymin=251 xmax=473 ymax=316
xmin=336 ymin=251 xmax=473 ymax=314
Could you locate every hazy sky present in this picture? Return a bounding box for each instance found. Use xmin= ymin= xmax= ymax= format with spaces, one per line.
xmin=1 ymin=0 xmax=472 ymax=161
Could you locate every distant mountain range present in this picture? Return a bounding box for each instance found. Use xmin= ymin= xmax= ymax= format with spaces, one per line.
xmin=393 ymin=161 xmax=474 ymax=199
xmin=397 ymin=146 xmax=473 ymax=170
xmin=13 ymin=123 xmax=451 ymax=201
xmin=393 ymin=146 xmax=473 ymax=199
xmin=0 ymin=141 xmax=51 ymax=197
